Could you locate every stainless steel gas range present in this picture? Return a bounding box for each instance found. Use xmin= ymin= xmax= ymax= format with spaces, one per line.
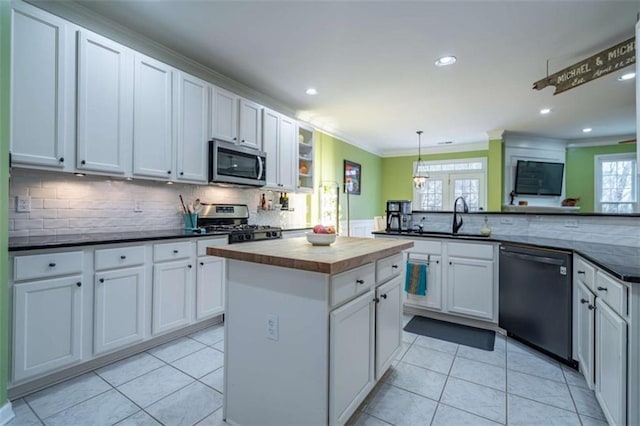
xmin=197 ymin=203 xmax=282 ymax=243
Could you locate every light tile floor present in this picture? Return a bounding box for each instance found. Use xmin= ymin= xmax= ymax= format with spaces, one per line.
xmin=7 ymin=316 xmax=608 ymax=425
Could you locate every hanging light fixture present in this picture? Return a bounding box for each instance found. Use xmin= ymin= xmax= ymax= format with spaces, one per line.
xmin=413 ymin=130 xmax=428 ymax=190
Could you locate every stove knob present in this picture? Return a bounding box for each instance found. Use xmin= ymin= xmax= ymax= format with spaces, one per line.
xmin=238 ymin=234 xmax=245 ymax=241
xmin=246 ymin=234 xmax=253 ymax=240
xmin=266 ymin=231 xmax=272 ymax=237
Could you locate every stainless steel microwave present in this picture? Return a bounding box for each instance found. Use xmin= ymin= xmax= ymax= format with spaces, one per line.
xmin=209 ymin=139 xmax=266 ymax=187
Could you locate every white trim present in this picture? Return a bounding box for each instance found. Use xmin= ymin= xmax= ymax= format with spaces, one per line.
xmin=0 ymin=401 xmax=15 ymax=426
xmin=383 ymin=140 xmax=489 ymax=157
xmin=566 ymin=134 xmax=636 ymax=148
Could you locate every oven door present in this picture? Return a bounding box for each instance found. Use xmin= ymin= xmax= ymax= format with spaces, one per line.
xmin=209 ymin=139 xmax=266 ymax=186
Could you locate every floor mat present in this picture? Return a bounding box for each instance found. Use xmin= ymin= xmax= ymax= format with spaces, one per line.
xmin=404 ymin=316 xmax=495 ymax=351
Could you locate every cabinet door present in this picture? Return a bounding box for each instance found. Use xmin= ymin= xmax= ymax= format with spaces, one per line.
xmin=152 ymin=260 xmax=194 ymax=335
xmin=329 ymin=290 xmax=375 ymax=425
xmin=279 ymin=115 xmax=296 ymax=191
xmin=238 ymin=98 xmax=262 ymax=150
xmin=176 ymin=72 xmax=208 ymax=183
xmin=94 ymin=267 xmax=145 ymax=355
xmin=375 ymin=276 xmax=402 ymax=380
xmin=595 ymin=298 xmax=627 ymax=426
xmin=196 ymin=256 xmax=225 ymax=320
xmin=211 ymin=86 xmax=238 ymax=143
xmin=447 ymin=257 xmax=495 ymax=320
xmin=11 ymin=4 xmax=70 ymax=169
xmin=576 ymin=281 xmax=595 ymax=389
xmin=262 ymin=109 xmax=280 ymax=188
xmin=132 ymin=53 xmax=173 ymax=179
xmin=77 ymin=31 xmax=132 ymax=174
xmin=13 ymin=276 xmax=83 ymax=381
xmin=405 ymin=255 xmax=443 ymax=311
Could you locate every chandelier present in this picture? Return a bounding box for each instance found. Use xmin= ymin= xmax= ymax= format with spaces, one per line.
xmin=412 ymin=130 xmax=429 ymax=190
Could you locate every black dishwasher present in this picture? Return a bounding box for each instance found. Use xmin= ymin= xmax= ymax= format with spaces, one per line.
xmin=499 ymin=243 xmax=575 ymax=366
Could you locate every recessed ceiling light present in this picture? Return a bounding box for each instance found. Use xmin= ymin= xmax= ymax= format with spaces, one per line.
xmin=582 ymin=128 xmax=593 ymax=133
xmin=435 ymin=56 xmax=457 ymax=67
xmin=437 ymin=141 xmax=453 ymax=145
xmin=305 ymin=88 xmax=318 ymax=95
xmin=539 ymin=108 xmax=551 ymax=115
xmin=618 ymin=72 xmax=636 ymax=81
xmin=166 ymin=181 xmax=173 ymax=185
xmin=74 ymin=173 xmax=85 ymax=177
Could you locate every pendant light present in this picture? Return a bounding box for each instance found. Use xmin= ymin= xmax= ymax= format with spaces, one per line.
xmin=413 ymin=130 xmax=428 ymax=190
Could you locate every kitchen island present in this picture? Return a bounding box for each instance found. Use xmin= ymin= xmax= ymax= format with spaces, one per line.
xmin=207 ymin=236 xmax=413 ymax=426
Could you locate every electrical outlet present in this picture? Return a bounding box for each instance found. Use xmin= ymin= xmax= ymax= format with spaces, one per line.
xmin=266 ymin=314 xmax=279 ymax=341
xmin=133 ymin=200 xmax=143 ymax=212
xmin=16 ymin=195 xmax=31 ymax=212
xmin=564 ymin=219 xmax=579 ymax=228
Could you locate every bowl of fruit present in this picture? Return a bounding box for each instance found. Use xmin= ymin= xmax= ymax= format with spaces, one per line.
xmin=306 ymin=225 xmax=337 ymax=246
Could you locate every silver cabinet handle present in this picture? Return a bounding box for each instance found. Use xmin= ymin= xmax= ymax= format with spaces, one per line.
xmin=597 ymin=286 xmax=608 ymax=292
xmin=588 ymin=305 xmax=596 ymax=310
xmin=577 ymin=270 xmax=585 ymax=275
xmin=580 ymin=299 xmax=589 ymax=304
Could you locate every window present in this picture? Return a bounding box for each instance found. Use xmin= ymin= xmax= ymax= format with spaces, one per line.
xmin=595 ymin=153 xmax=637 ymax=213
xmin=413 ymin=158 xmax=487 ymax=211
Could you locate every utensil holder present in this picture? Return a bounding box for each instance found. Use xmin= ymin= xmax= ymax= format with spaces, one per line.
xmin=183 ymin=213 xmax=198 ymax=231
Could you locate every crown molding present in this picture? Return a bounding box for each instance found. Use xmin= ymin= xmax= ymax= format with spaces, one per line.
xmin=566 ymin=133 xmax=636 ymax=148
xmin=381 ymin=140 xmax=489 ymax=158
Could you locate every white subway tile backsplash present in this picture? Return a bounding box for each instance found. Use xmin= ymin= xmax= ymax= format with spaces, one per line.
xmin=14 ymin=219 xmax=43 ymax=230
xmin=43 ymin=219 xmax=70 ymax=229
xmin=29 ymin=187 xmax=57 ymax=198
xmin=44 ymin=199 xmax=70 ymax=209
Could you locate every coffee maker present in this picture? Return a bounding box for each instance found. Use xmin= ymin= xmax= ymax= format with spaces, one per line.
xmin=386 ymin=200 xmax=412 ymax=231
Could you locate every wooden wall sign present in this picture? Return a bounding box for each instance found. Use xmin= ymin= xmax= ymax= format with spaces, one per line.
xmin=533 ymin=37 xmax=635 ymax=95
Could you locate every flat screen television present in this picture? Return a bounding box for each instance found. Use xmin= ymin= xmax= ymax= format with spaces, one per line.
xmin=514 ymin=160 xmax=564 ymax=196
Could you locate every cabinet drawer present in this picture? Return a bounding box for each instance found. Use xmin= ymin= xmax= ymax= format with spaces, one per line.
xmin=575 ymin=256 xmax=596 ymax=292
xmin=153 ymin=241 xmax=192 ymax=262
xmin=196 ymin=237 xmax=228 ymax=257
xmin=376 ymin=253 xmax=403 ymax=284
xmin=14 ymin=251 xmax=83 ymax=281
xmin=595 ymin=271 xmax=627 ymax=317
xmin=410 ymin=239 xmax=442 ymax=254
xmin=449 ymin=242 xmax=494 ymax=260
xmin=331 ymin=263 xmax=375 ymax=308
xmin=95 ymin=246 xmax=145 ymax=271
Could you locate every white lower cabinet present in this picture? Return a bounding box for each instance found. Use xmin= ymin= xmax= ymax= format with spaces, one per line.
xmin=447 ymin=256 xmax=494 ymax=320
xmin=152 ymin=260 xmax=194 ymax=335
xmin=196 ymin=256 xmax=225 ymax=320
xmin=400 ymin=237 xmax=497 ymax=323
xmin=576 ymin=280 xmax=595 ymax=388
xmin=9 ymin=237 xmax=225 ymax=389
xmin=375 ymin=275 xmax=402 ymax=379
xmin=13 ymin=276 xmax=83 ymax=382
xmin=329 ymin=289 xmax=375 ymax=426
xmin=595 ymin=297 xmax=627 ymax=426
xmin=94 ymin=266 xmax=145 ymax=354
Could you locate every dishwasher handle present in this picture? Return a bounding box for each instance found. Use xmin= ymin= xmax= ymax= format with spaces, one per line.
xmin=500 ymin=249 xmax=565 ymax=266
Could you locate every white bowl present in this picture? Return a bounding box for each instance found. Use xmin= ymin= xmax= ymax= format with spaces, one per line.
xmin=306 ymin=232 xmax=337 ymax=246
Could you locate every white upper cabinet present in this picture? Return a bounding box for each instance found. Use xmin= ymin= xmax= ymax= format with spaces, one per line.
xmin=211 ymin=86 xmax=238 ymax=143
xmin=132 ymin=53 xmax=174 ymax=179
xmin=10 ymin=3 xmax=72 ymax=170
xmin=262 ymin=109 xmax=295 ymax=191
xmin=175 ymin=72 xmax=209 ymax=183
xmin=77 ymin=30 xmax=132 ymax=175
xmin=238 ymin=98 xmax=262 ymax=150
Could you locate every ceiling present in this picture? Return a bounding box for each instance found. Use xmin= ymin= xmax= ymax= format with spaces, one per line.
xmin=68 ymin=0 xmax=637 ymax=155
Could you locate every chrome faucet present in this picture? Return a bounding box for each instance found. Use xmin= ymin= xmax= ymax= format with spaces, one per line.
xmin=452 ymin=196 xmax=469 ymax=234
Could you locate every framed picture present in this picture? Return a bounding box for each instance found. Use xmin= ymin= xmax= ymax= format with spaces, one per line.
xmin=343 ymin=160 xmax=362 ymax=195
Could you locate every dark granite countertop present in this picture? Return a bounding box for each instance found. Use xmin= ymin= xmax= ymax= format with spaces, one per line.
xmin=374 ymin=231 xmax=640 ymax=283
xmin=8 ymin=229 xmax=230 ymax=251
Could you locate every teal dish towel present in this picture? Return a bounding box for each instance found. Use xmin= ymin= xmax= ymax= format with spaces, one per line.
xmin=405 ymin=262 xmax=428 ymax=296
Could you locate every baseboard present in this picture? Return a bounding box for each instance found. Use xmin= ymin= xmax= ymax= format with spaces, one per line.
xmin=0 ymin=400 xmax=15 ymax=426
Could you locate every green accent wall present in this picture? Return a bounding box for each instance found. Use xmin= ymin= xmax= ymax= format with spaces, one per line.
xmin=1 ymin=0 xmax=10 ymax=407
xmin=487 ymin=139 xmax=503 ymax=211
xmin=565 ymin=143 xmax=637 ymax=212
xmin=315 ymin=132 xmax=383 ymax=220
xmin=380 ymin=149 xmax=496 ymax=212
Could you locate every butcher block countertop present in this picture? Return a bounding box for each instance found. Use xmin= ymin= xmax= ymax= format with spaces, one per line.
xmin=206 ymin=236 xmax=414 ymax=274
